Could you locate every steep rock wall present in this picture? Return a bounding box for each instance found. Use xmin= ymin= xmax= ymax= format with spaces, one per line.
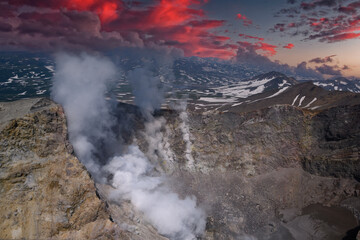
xmin=0 ymin=98 xmax=128 ymax=239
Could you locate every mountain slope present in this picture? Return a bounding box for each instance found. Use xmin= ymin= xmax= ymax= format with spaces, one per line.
xmin=311 ymin=77 xmax=360 ymax=93
xmin=188 ymin=75 xmax=360 ymax=113
xmin=213 ymin=71 xmax=298 ymax=99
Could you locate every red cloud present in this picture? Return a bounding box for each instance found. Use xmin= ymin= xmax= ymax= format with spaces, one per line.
xmin=258 ymin=42 xmax=277 ymax=56
xmin=283 ymin=43 xmax=294 ymax=49
xmin=4 ymin=0 xmax=238 ymax=59
xmin=311 ymin=22 xmax=321 ymax=26
xmin=274 ymin=0 xmax=360 ymax=44
xmin=144 ymin=0 xmax=205 ymax=28
xmin=326 ymin=32 xmax=360 ymax=42
xmin=238 ymin=40 xmax=277 ymax=56
xmin=338 ymin=1 xmax=360 ymax=14
xmin=338 ymin=6 xmax=356 ymax=14
xmin=96 ymin=2 xmax=119 ymax=23
xmin=238 ymin=33 xmax=264 ymax=41
xmin=287 ymin=22 xmax=296 ymax=27
xmin=8 ymin=0 xmax=124 ymax=23
xmin=236 ymin=13 xmax=245 ymax=19
xmin=236 ymin=13 xmax=252 ymax=26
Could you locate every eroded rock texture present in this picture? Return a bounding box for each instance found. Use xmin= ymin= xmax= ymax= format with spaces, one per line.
xmin=0 ymin=98 xmax=126 ymax=239
xmin=1 ymin=97 xmax=360 ymax=240
xmin=144 ymin=104 xmax=360 ymax=239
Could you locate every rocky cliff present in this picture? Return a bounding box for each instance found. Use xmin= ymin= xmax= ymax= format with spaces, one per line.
xmin=1 ymin=97 xmax=360 ymax=240
xmin=0 ymin=98 xmax=130 ymax=239
xmin=149 ymin=103 xmax=359 ymax=240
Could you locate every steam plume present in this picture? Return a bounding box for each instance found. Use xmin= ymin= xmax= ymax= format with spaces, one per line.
xmin=51 ymin=52 xmax=118 ymax=179
xmin=51 ymin=52 xmax=206 ymax=239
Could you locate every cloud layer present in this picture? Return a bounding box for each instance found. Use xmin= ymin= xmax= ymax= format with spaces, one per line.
xmin=273 ymin=0 xmax=360 ymax=43
xmin=0 ymin=0 xmax=238 ymax=58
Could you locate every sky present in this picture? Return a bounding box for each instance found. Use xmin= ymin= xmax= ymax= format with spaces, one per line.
xmin=0 ymin=0 xmax=359 ymax=78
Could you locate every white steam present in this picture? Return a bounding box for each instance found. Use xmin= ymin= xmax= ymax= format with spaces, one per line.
xmin=104 ymin=146 xmax=205 ymax=239
xmin=170 ymin=100 xmax=195 ymax=169
xmin=51 ymin=52 xmax=206 ymax=239
xmin=179 ymin=108 xmax=195 ymax=169
xmin=143 ymin=117 xmax=176 ymax=172
xmin=51 ymin=52 xmax=118 ymax=178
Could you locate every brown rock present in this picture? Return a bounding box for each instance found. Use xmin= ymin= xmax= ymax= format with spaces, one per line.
xmin=0 ymin=98 xmax=124 ymax=239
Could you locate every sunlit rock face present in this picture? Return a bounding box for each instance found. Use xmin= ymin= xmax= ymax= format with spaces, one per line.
xmin=0 ymin=98 xmax=128 ymax=240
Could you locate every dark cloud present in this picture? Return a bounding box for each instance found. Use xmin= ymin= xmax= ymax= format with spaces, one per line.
xmin=300 ymin=2 xmax=316 ymax=10
xmin=273 ymin=23 xmax=286 ymax=32
xmin=235 ymin=38 xmax=346 ymax=78
xmin=338 ymin=1 xmax=360 ymax=14
xmin=283 ymin=43 xmax=294 ymax=49
xmin=274 ymin=7 xmax=300 ymax=17
xmin=338 ymin=6 xmax=357 ymax=13
xmin=301 ymin=0 xmax=337 ymax=10
xmin=238 ymin=33 xmax=264 ymax=41
xmin=0 ymin=8 xmax=143 ymax=52
xmin=0 ymin=0 xmax=236 ymax=59
xmin=237 ymin=40 xmax=277 ymax=56
xmin=309 ymin=54 xmax=336 ymax=63
xmin=294 ymin=61 xmax=324 ymax=79
xmin=236 ymin=44 xmax=281 ymax=69
xmin=315 ymin=64 xmax=342 ymax=75
xmin=323 ymin=32 xmax=360 ymax=42
xmin=342 ymin=65 xmax=350 ymax=70
xmin=0 ymin=22 xmax=13 ymax=32
xmin=235 ymin=43 xmax=323 ymax=79
xmin=272 ymin=0 xmax=360 ymax=44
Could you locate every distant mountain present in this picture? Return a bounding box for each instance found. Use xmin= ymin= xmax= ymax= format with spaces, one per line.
xmin=212 ymin=71 xmax=298 ymax=99
xmin=190 ymin=81 xmax=360 ymax=113
xmin=1 ymin=52 xmax=360 ymax=104
xmin=309 ymin=77 xmax=360 ymax=93
xmin=174 ymin=58 xmax=360 ymax=95
xmin=188 ymin=73 xmax=360 ymax=113
xmin=172 ymin=57 xmax=262 ymax=89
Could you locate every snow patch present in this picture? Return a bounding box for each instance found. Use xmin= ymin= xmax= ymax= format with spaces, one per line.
xmin=45 ymin=65 xmax=55 ymax=72
xmin=310 ymin=105 xmax=321 ymax=110
xmin=314 ymin=82 xmax=334 ymax=87
xmin=36 ymin=90 xmax=47 ymax=95
xmin=179 ymin=109 xmax=195 ymax=169
xmin=199 ymin=97 xmax=236 ymax=103
xmin=278 ymin=80 xmax=289 ymax=87
xmin=304 ymin=97 xmax=317 ymax=108
xmin=265 ymin=86 xmax=289 ymax=99
xmin=215 ymin=77 xmax=275 ymax=98
xmin=298 ymin=96 xmax=305 ymax=107
xmin=232 ymin=102 xmax=243 ymax=107
xmin=291 ymin=94 xmax=300 ymax=106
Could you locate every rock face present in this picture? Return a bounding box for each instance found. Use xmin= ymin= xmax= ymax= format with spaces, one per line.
xmin=303 ymin=104 xmax=360 ymax=180
xmin=1 ymin=97 xmax=360 ymax=240
xmin=0 ymin=98 xmax=126 ymax=239
xmin=138 ymin=103 xmax=360 ymax=239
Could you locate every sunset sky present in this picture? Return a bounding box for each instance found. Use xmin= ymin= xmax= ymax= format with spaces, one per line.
xmin=0 ymin=0 xmax=359 ymax=77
